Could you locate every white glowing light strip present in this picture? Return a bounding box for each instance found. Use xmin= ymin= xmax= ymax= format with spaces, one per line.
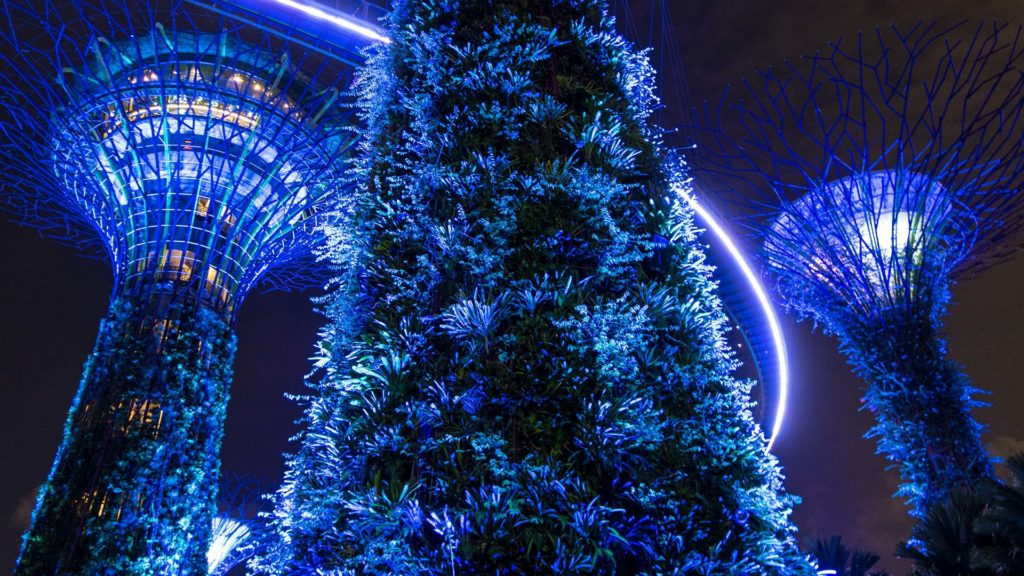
xmin=681 ymin=191 xmax=789 ymax=452
xmin=266 ymin=0 xmax=391 ymax=43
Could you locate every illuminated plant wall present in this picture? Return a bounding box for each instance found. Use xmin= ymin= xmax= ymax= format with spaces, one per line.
xmin=258 ymin=0 xmax=813 ymax=573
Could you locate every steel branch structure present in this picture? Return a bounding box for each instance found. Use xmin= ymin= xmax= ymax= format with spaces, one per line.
xmin=692 ymin=21 xmax=1024 ymax=517
xmin=0 ymin=0 xmax=376 ymax=571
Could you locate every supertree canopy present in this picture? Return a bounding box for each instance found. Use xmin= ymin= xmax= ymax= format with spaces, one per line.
xmin=0 ymin=0 xmax=375 ymax=572
xmin=692 ymin=21 xmax=1024 ymax=518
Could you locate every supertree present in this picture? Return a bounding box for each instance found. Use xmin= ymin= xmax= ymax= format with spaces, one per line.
xmin=691 ymin=21 xmax=1024 ymax=518
xmin=257 ymin=0 xmax=814 ymax=573
xmin=0 ymin=0 xmax=379 ymax=572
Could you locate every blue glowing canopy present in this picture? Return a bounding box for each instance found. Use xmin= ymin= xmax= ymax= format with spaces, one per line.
xmin=0 ymin=0 xmax=382 ymax=313
xmin=693 ymin=22 xmax=1024 ymax=309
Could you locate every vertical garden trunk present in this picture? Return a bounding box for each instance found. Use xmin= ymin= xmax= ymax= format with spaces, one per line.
xmin=260 ymin=0 xmax=814 ymax=573
xmin=843 ymin=297 xmax=991 ymax=517
xmin=18 ymin=288 xmax=235 ymax=575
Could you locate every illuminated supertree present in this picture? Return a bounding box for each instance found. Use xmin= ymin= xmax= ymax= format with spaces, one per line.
xmin=257 ymin=0 xmax=813 ymax=573
xmin=0 ymin=0 xmax=379 ymax=571
xmin=693 ymin=21 xmax=1024 ymax=518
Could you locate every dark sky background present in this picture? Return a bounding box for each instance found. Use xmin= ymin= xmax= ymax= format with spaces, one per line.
xmin=1 ymin=1 xmax=1023 ymax=574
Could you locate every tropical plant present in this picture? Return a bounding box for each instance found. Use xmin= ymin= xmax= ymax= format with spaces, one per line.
xmin=810 ymin=535 xmax=888 ymax=576
xmin=963 ymin=453 xmax=1024 ymax=575
xmin=895 ymin=452 xmax=1024 ymax=576
xmin=897 ymin=487 xmax=994 ymax=576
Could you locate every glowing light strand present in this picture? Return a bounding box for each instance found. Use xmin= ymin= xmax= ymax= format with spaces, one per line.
xmin=681 ymin=189 xmax=789 ymax=451
xmin=265 ymin=0 xmax=390 ymax=43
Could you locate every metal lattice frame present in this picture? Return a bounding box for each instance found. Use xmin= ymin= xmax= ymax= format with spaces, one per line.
xmin=208 ymin=474 xmax=269 ymax=576
xmin=693 ymin=21 xmax=1024 ymax=322
xmin=0 ymin=0 xmax=366 ymax=315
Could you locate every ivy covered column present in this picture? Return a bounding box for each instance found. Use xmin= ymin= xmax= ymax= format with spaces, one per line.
xmin=18 ymin=290 xmax=235 ymax=575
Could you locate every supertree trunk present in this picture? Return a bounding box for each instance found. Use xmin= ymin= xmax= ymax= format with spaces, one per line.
xmin=17 ymin=290 xmax=235 ymax=575
xmin=0 ymin=0 xmax=366 ymax=570
xmin=840 ymin=295 xmax=990 ymax=515
xmin=689 ymin=22 xmax=1024 ymax=519
xmin=258 ymin=0 xmax=814 ymax=573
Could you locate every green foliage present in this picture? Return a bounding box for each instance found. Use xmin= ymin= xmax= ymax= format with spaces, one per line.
xmin=259 ymin=0 xmax=812 ymax=573
xmin=17 ymin=296 xmax=235 ymax=575
xmin=898 ymin=488 xmax=993 ymax=576
xmin=810 ymin=535 xmax=888 ymax=576
xmin=899 ymin=453 xmax=1024 ymax=576
xmin=976 ymin=455 xmax=1024 ymax=572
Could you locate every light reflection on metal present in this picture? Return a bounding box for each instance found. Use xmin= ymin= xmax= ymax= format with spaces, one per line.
xmin=767 ymin=171 xmax=953 ymax=309
xmin=208 ymin=516 xmax=252 ymax=576
xmin=682 ymin=190 xmax=789 ymax=452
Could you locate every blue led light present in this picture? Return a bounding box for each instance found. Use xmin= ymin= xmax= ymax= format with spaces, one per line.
xmin=691 ymin=21 xmax=1024 ymax=517
xmin=2 ymin=10 xmax=362 ymax=313
xmin=208 ymin=516 xmax=252 ymax=576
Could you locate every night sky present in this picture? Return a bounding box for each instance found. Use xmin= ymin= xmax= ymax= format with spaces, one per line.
xmin=2 ymin=1 xmax=1024 ymax=573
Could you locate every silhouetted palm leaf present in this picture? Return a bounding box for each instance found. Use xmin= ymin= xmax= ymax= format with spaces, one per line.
xmin=897 ymin=487 xmax=994 ymax=576
xmin=811 ymin=535 xmax=888 ymax=576
xmin=973 ymin=453 xmax=1024 ymax=574
xmin=812 ymin=536 xmax=851 ymax=574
